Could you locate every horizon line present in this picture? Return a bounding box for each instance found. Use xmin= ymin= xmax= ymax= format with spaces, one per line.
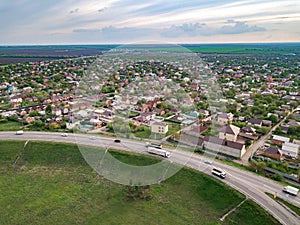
xmin=1 ymin=41 xmax=300 ymax=47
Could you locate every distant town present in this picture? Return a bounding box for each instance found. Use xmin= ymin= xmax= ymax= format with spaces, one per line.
xmin=0 ymin=44 xmax=299 ymax=183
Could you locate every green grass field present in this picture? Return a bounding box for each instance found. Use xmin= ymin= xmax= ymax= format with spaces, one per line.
xmin=0 ymin=121 xmax=23 ymax=131
xmin=0 ymin=140 xmax=280 ymax=225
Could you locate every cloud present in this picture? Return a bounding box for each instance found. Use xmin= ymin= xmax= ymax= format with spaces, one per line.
xmin=70 ymin=8 xmax=79 ymax=14
xmin=160 ymin=21 xmax=266 ymax=38
xmin=70 ymin=21 xmax=266 ymax=43
xmin=219 ymin=20 xmax=266 ymax=34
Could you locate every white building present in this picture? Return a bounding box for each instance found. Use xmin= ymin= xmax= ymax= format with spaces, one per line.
xmin=282 ymin=142 xmax=299 ymax=158
xmin=151 ymin=121 xmax=168 ymax=134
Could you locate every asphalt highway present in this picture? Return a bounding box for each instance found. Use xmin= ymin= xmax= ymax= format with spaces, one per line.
xmin=1 ymin=131 xmax=299 ymax=225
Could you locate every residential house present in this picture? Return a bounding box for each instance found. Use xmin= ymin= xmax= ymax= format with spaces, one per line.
xmin=219 ymin=124 xmax=240 ymax=142
xmin=247 ymin=118 xmax=263 ymax=127
xmin=182 ymin=124 xmax=208 ymax=138
xmin=272 ymin=135 xmax=290 ymax=146
xmin=262 ymin=120 xmax=272 ymax=127
xmin=203 ymin=136 xmax=246 ymax=158
xmin=262 ymin=147 xmax=282 ymax=160
xmin=282 ymin=142 xmax=299 ymax=158
xmin=239 ymin=126 xmax=258 ymax=140
xmin=217 ymin=113 xmax=233 ymax=125
xmin=280 ymin=125 xmax=289 ymax=134
xmin=151 ymin=121 xmax=168 ymax=134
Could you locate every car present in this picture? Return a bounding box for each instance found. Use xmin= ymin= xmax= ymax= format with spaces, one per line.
xmin=204 ymin=160 xmax=212 ymax=165
xmin=15 ymin=130 xmax=24 ymax=135
xmin=61 ymin=133 xmax=68 ymax=137
xmin=89 ymin=136 xmax=96 ymax=140
xmin=114 ymin=139 xmax=121 ymax=143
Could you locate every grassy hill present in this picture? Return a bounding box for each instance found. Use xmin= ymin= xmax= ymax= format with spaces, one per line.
xmin=0 ymin=140 xmax=280 ymax=225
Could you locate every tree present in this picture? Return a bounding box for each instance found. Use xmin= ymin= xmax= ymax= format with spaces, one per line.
xmin=274 ymin=126 xmax=282 ymax=135
xmin=46 ymin=105 xmax=52 ymax=115
xmin=287 ymin=126 xmax=300 ymax=136
xmin=29 ymin=110 xmax=40 ymax=117
xmin=272 ymin=173 xmax=283 ymax=181
xmin=268 ymin=115 xmax=278 ymax=124
xmin=249 ymin=161 xmax=266 ymax=172
xmin=49 ymin=122 xmax=60 ymax=130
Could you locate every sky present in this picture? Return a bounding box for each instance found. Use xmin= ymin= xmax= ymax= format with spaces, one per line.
xmin=0 ymin=0 xmax=299 ymax=44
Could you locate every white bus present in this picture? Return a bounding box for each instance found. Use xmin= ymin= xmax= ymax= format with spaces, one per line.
xmin=212 ymin=167 xmax=226 ymax=179
xmin=147 ymin=147 xmax=170 ymax=158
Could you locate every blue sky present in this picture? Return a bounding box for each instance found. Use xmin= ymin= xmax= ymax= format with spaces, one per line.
xmin=0 ymin=0 xmax=299 ymax=44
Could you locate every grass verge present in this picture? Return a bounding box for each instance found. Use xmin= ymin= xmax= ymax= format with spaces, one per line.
xmin=266 ymin=192 xmax=300 ymax=216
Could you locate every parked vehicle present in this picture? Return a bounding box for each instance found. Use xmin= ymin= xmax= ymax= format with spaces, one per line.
xmin=147 ymin=147 xmax=170 ymax=158
xmin=282 ymin=186 xmax=299 ymax=196
xmin=211 ymin=167 xmax=226 ymax=179
xmin=145 ymin=142 xmax=162 ymax=149
xmin=15 ymin=130 xmax=23 ymax=135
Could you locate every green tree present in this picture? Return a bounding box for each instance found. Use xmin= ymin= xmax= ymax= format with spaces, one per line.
xmin=46 ymin=105 xmax=52 ymax=115
xmin=272 ymin=173 xmax=283 ymax=181
xmin=268 ymin=115 xmax=278 ymax=124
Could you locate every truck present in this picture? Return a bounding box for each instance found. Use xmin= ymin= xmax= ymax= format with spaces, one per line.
xmin=211 ymin=167 xmax=226 ymax=179
xmin=147 ymin=147 xmax=170 ymax=158
xmin=282 ymin=186 xmax=299 ymax=196
xmin=145 ymin=142 xmax=162 ymax=149
xmin=15 ymin=130 xmax=24 ymax=135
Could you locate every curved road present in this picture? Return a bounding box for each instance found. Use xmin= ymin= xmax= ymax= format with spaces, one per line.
xmin=1 ymin=131 xmax=300 ymax=225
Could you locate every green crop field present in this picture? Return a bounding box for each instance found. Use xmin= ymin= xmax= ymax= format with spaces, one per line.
xmin=0 ymin=140 xmax=280 ymax=225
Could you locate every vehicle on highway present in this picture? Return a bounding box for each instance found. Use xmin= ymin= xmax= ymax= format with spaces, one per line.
xmin=283 ymin=186 xmax=299 ymax=196
xmin=211 ymin=167 xmax=226 ymax=179
xmin=15 ymin=130 xmax=23 ymax=135
xmin=145 ymin=142 xmax=162 ymax=149
xmin=204 ymin=160 xmax=212 ymax=165
xmin=114 ymin=139 xmax=121 ymax=143
xmin=61 ymin=133 xmax=68 ymax=137
xmin=147 ymin=147 xmax=170 ymax=158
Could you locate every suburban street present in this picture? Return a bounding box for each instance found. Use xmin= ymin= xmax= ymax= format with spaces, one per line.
xmin=241 ymin=108 xmax=296 ymax=166
xmin=1 ymin=131 xmax=300 ymax=225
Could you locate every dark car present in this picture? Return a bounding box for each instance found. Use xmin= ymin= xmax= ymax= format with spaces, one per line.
xmin=114 ymin=139 xmax=121 ymax=143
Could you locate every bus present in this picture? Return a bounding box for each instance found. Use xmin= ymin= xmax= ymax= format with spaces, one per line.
xmin=211 ymin=167 xmax=226 ymax=179
xmin=147 ymin=147 xmax=170 ymax=158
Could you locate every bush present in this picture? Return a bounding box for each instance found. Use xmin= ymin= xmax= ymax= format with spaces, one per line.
xmin=272 ymin=173 xmax=283 ymax=181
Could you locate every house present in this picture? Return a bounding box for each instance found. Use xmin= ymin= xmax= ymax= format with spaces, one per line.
xmin=272 ymin=135 xmax=290 ymax=146
xmin=219 ymin=124 xmax=240 ymax=142
xmin=262 ymin=120 xmax=272 ymax=127
xmin=247 ymin=118 xmax=263 ymax=127
xmin=262 ymin=147 xmax=282 ymax=160
xmin=217 ymin=113 xmax=233 ymax=125
xmin=280 ymin=125 xmax=289 ymax=134
xmin=151 ymin=121 xmax=168 ymax=134
xmin=182 ymin=124 xmax=208 ymax=138
xmin=203 ymin=136 xmax=246 ymax=158
xmin=282 ymin=142 xmax=299 ymax=158
xmin=199 ymin=109 xmax=210 ymax=117
xmin=287 ymin=120 xmax=300 ymax=127
xmin=241 ymin=126 xmax=256 ymax=134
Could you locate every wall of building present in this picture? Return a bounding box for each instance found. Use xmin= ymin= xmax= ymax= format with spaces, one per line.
xmin=203 ymin=141 xmax=245 ymax=158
